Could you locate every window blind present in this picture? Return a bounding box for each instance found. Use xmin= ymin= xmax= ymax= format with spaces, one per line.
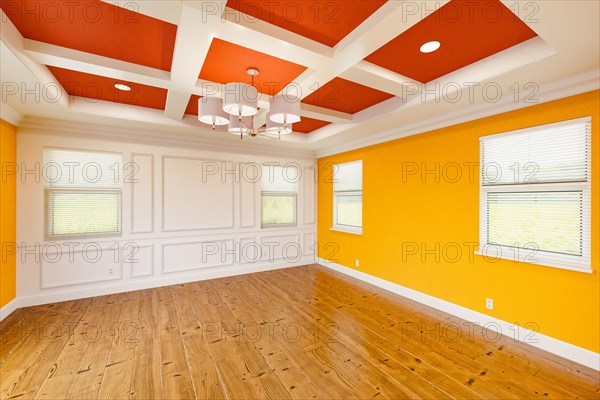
xmin=260 ymin=165 xmax=298 ymax=227
xmin=47 ymin=191 xmax=122 ymax=236
xmin=487 ymin=191 xmax=584 ymax=256
xmin=261 ymin=165 xmax=298 ymax=192
xmin=333 ymin=160 xmax=363 ymax=232
xmin=44 ymin=149 xmax=123 ymax=239
xmin=479 ymin=117 xmax=591 ymax=271
xmin=481 ymin=120 xmax=590 ymax=185
xmin=43 ymin=148 xmax=122 ymax=188
xmin=334 ymin=161 xmax=362 ymax=191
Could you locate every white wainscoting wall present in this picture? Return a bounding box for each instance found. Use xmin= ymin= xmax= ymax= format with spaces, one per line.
xmin=16 ymin=128 xmax=317 ymax=307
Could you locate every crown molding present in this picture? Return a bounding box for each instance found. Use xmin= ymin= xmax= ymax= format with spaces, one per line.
xmin=316 ymin=68 xmax=600 ymax=158
xmin=0 ymin=103 xmax=24 ymax=126
xmin=17 ymin=117 xmax=317 ymax=160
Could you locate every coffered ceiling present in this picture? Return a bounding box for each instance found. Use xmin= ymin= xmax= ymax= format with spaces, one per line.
xmin=0 ymin=0 xmax=598 ymax=154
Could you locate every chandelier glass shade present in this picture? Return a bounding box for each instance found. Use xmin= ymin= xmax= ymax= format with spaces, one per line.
xmin=269 ymin=94 xmax=301 ymax=125
xmin=228 ymin=116 xmax=253 ymax=136
xmin=222 ymin=83 xmax=259 ymax=116
xmin=198 ymin=96 xmax=230 ymax=126
xmin=266 ymin=112 xmax=292 ymax=135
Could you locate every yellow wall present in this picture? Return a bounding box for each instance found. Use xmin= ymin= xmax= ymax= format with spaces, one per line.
xmin=0 ymin=119 xmax=17 ymax=308
xmin=318 ymin=90 xmax=600 ymax=352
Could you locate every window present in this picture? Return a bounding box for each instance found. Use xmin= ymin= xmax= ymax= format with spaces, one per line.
xmin=333 ymin=160 xmax=362 ymax=234
xmin=478 ymin=117 xmax=591 ymax=272
xmin=261 ymin=165 xmax=298 ymax=227
xmin=44 ymin=148 xmax=122 ymax=239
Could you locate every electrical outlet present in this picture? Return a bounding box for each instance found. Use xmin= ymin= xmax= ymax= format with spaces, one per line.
xmin=355 ymin=259 xmax=360 ymax=267
xmin=486 ymin=298 xmax=494 ymax=310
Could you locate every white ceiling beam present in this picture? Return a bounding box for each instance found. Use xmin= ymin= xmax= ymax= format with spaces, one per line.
xmin=300 ymin=104 xmax=352 ymax=124
xmin=165 ymin=91 xmax=193 ymax=120
xmin=435 ymin=36 xmax=557 ymax=97
xmin=340 ymin=61 xmax=422 ymax=98
xmin=24 ymin=39 xmax=171 ymax=88
xmin=253 ymin=108 xmax=267 ymax=130
xmin=0 ymin=11 xmax=69 ymax=109
xmin=164 ymin=1 xmax=227 ymax=119
xmin=100 ymin=0 xmax=183 ymax=25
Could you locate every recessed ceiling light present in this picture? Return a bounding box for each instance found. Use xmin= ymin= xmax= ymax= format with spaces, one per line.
xmin=114 ymin=83 xmax=131 ymax=91
xmin=420 ymin=41 xmax=441 ymax=53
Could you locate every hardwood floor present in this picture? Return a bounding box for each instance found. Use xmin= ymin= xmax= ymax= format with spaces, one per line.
xmin=1 ymin=265 xmax=598 ymax=399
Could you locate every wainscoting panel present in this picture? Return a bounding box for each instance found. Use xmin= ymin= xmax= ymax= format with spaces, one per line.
xmin=40 ymin=243 xmax=123 ymax=289
xmin=162 ymin=157 xmax=235 ymax=232
xmin=162 ymin=239 xmax=236 ymax=274
xmin=131 ymin=153 xmax=154 ymax=233
xmin=260 ymin=234 xmax=302 ymax=262
xmin=239 ymin=163 xmax=257 ymax=228
xmin=302 ymin=232 xmax=316 ymax=256
xmin=129 ymin=244 xmax=154 ymax=278
xmin=239 ymin=236 xmax=259 ymax=264
xmin=303 ymin=166 xmax=316 ymax=224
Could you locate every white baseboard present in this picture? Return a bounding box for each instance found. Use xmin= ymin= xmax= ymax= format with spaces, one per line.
xmin=16 ymin=258 xmax=312 ymax=309
xmin=318 ymin=258 xmax=600 ymax=371
xmin=0 ymin=297 xmax=20 ymax=322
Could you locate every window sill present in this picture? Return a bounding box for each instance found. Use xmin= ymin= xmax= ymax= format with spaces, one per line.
xmin=474 ymin=250 xmax=592 ymax=274
xmin=330 ymin=226 xmax=362 ymax=235
xmin=261 ymin=223 xmax=298 ymax=229
xmin=45 ymin=232 xmax=123 ymax=242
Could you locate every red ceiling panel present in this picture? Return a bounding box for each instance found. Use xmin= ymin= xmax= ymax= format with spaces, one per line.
xmin=365 ymin=0 xmax=538 ymax=83
xmin=1 ymin=0 xmax=177 ymax=71
xmin=226 ymin=0 xmax=387 ymax=47
xmin=48 ymin=66 xmax=168 ymax=110
xmin=293 ymin=117 xmax=331 ymax=134
xmin=185 ymin=94 xmax=202 ymax=116
xmin=199 ymin=39 xmax=307 ymax=96
xmin=302 ymin=77 xmax=394 ymax=114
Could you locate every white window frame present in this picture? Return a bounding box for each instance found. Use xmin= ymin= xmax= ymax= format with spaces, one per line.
xmin=260 ymin=165 xmax=299 ymax=228
xmin=45 ymin=189 xmax=123 ymax=240
xmin=476 ymin=117 xmax=592 ymax=273
xmin=260 ymin=191 xmax=298 ymax=228
xmin=332 ymin=160 xmax=363 ymax=235
xmin=44 ymin=148 xmax=123 ymax=240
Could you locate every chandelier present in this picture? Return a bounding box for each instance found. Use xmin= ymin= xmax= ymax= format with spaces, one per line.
xmin=197 ymin=68 xmax=301 ymax=139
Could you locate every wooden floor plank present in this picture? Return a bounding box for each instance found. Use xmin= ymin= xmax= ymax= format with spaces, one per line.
xmin=170 ymin=283 xmax=228 ymax=399
xmin=0 ymin=265 xmax=597 ymax=400
xmin=64 ymin=293 xmax=127 ymax=400
xmin=1 ymin=299 xmax=92 ymax=399
xmin=96 ymin=291 xmax=141 ymax=400
xmin=156 ymin=286 xmax=195 ymax=400
xmin=130 ymin=288 xmax=163 ymax=400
